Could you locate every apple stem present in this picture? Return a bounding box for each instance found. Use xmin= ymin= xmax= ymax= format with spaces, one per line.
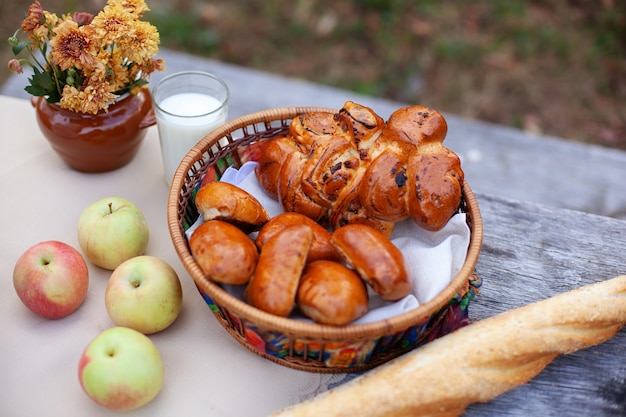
xmin=108 ymin=202 xmax=113 ymax=214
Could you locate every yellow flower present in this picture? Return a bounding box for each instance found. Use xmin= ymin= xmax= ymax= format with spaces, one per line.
xmin=60 ymin=81 xmax=118 ymax=114
xmin=90 ymin=3 xmax=133 ymax=46
xmin=112 ymin=0 xmax=151 ymax=16
xmin=49 ymin=19 xmax=97 ymax=71
xmin=8 ymin=0 xmax=163 ymax=114
xmin=119 ymin=20 xmax=160 ymax=64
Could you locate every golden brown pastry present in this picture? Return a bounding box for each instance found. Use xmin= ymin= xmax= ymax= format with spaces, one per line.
xmin=255 ymin=212 xmax=337 ymax=262
xmin=331 ymin=224 xmax=411 ymax=301
xmin=296 ymin=260 xmax=369 ymax=326
xmin=195 ymin=181 xmax=270 ymax=233
xmin=383 ymin=105 xmax=465 ymax=231
xmin=358 ymin=146 xmax=410 ymax=222
xmin=382 ymin=105 xmax=449 ymax=148
xmin=245 ymin=224 xmax=314 ymax=317
xmin=270 ymin=275 xmax=626 ymax=417
xmin=327 ymin=168 xmax=396 ymax=238
xmin=406 ymin=149 xmax=464 ymax=231
xmin=277 ymin=151 xmax=329 ymax=222
xmin=254 ymin=102 xmax=464 ymax=232
xmin=254 ymin=135 xmax=302 ymax=200
xmin=300 ymin=135 xmax=362 ymax=208
xmin=337 ymin=101 xmax=384 ymax=156
xmin=289 ymin=111 xmax=353 ymax=150
xmin=189 ymin=220 xmax=258 ymax=285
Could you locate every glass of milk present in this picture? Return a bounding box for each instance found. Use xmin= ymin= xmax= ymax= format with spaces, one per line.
xmin=152 ymin=71 xmax=230 ymax=185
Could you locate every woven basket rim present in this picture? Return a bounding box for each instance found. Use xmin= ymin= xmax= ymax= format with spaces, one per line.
xmin=167 ymin=106 xmax=483 ymax=341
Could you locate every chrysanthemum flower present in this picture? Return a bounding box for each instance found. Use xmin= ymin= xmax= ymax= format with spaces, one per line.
xmin=21 ymin=0 xmax=43 ymax=32
xmin=49 ymin=19 xmax=98 ymax=71
xmin=8 ymin=0 xmax=162 ymax=114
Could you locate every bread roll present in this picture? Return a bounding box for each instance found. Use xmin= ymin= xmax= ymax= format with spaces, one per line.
xmin=255 ymin=212 xmax=337 ymax=262
xmin=195 ymin=181 xmax=270 ymax=233
xmin=297 ymin=260 xmax=369 ymax=326
xmin=270 ymin=275 xmax=626 ymax=417
xmin=189 ymin=220 xmax=258 ymax=285
xmin=331 ymin=224 xmax=411 ymax=301
xmin=245 ymin=224 xmax=314 ymax=317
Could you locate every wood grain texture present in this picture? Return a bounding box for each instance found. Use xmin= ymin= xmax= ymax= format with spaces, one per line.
xmin=465 ymin=192 xmax=626 ymax=416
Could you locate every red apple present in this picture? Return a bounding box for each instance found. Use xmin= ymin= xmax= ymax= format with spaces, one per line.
xmin=13 ymin=240 xmax=89 ymax=319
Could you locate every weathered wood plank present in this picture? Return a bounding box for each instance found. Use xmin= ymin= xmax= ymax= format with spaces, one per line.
xmin=464 ymin=192 xmax=626 ymax=416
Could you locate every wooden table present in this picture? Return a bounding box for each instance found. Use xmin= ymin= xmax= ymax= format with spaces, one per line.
xmin=0 ymin=88 xmax=624 ymax=416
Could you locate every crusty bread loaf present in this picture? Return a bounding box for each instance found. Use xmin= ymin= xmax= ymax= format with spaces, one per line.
xmin=270 ymin=275 xmax=626 ymax=417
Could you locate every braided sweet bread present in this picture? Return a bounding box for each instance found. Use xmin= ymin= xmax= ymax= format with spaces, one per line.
xmin=254 ymin=101 xmax=465 ymax=235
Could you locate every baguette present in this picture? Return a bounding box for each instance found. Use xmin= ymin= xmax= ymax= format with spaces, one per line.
xmin=270 ymin=275 xmax=626 ymax=417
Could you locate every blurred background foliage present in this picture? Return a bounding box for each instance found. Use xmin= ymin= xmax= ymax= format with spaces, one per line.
xmin=3 ymin=0 xmax=625 ymax=149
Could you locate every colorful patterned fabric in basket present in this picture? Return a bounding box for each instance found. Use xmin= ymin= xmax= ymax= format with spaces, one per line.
xmin=195 ymin=274 xmax=481 ymax=369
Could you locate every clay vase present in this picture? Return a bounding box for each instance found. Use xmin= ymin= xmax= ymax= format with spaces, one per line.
xmin=31 ymin=88 xmax=155 ymax=173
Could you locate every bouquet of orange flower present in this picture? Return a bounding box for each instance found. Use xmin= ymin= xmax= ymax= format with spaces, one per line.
xmin=7 ymin=0 xmax=164 ymax=114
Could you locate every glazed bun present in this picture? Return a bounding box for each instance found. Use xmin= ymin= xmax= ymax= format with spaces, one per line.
xmin=297 ymin=260 xmax=369 ymax=326
xmin=331 ymin=224 xmax=411 ymax=301
xmin=195 ymin=181 xmax=270 ymax=233
xmin=255 ymin=212 xmax=337 ymax=262
xmin=245 ymin=224 xmax=314 ymax=317
xmin=189 ymin=220 xmax=258 ymax=285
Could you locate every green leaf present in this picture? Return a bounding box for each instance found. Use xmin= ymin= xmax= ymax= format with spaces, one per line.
xmin=30 ymin=67 xmax=56 ymax=91
xmin=25 ymin=66 xmax=62 ymax=99
xmin=46 ymin=90 xmax=62 ymax=104
xmin=12 ymin=40 xmax=34 ymax=56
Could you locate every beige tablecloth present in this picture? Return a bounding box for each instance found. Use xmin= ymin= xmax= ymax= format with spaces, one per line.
xmin=0 ymin=95 xmax=350 ymax=417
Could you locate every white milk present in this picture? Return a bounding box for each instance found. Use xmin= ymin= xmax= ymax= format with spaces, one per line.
xmin=156 ymin=92 xmax=227 ymax=185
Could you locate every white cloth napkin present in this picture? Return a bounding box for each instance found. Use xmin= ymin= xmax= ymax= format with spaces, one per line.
xmin=188 ymin=161 xmax=470 ymax=324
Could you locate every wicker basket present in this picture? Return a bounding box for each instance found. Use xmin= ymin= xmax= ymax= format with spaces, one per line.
xmin=167 ymin=107 xmax=483 ymax=373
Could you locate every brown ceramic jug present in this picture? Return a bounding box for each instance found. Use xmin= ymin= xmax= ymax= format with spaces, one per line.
xmin=31 ymin=88 xmax=156 ymax=173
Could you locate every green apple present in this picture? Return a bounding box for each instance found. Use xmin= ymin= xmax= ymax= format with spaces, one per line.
xmin=105 ymin=255 xmax=183 ymax=334
xmin=78 ymin=326 xmax=164 ymax=411
xmin=78 ymin=196 xmax=150 ymax=270
xmin=13 ymin=240 xmax=89 ymax=319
